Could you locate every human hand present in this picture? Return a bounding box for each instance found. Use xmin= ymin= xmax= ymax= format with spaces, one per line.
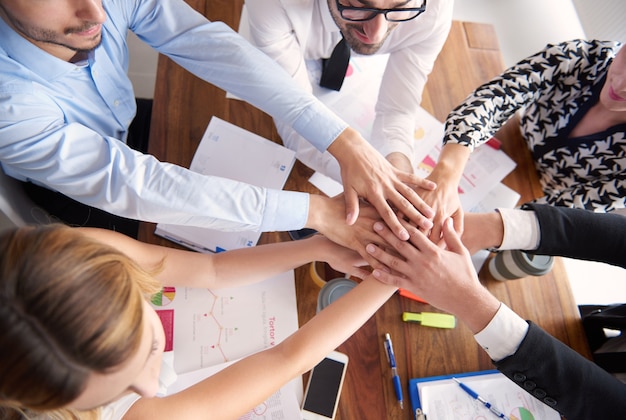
xmin=416 ymin=143 xmax=470 ymax=242
xmin=416 ymin=170 xmax=463 ymax=242
xmin=306 ymin=194 xmax=390 ymax=269
xmin=327 ymin=128 xmax=436 ymax=241
xmin=365 ymin=218 xmax=500 ymax=332
xmin=385 ymin=151 xmax=414 ymax=174
xmin=310 ymin=235 xmax=371 ymax=280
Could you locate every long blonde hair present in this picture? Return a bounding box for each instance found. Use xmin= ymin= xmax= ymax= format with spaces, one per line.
xmin=0 ymin=224 xmax=161 ymax=419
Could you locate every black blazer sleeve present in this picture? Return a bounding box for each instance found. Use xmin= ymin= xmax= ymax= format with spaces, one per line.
xmin=522 ymin=203 xmax=626 ymax=268
xmin=495 ymin=322 xmax=626 ymax=420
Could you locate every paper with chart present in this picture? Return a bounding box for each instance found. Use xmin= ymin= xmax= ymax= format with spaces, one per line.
xmin=154 ymin=117 xmax=296 ymax=253
xmin=151 ymin=270 xmax=301 ymax=418
xmin=151 ymin=270 xmax=298 ymax=374
xmin=416 ymin=372 xmax=560 ymax=420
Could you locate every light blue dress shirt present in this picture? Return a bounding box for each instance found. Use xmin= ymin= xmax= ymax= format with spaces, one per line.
xmin=0 ymin=0 xmax=348 ymax=232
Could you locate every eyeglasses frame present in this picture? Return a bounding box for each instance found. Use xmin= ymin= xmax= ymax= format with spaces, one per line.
xmin=335 ymin=0 xmax=427 ymax=22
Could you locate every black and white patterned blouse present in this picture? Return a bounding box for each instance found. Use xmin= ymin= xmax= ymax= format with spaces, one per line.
xmin=444 ymin=39 xmax=625 ymax=212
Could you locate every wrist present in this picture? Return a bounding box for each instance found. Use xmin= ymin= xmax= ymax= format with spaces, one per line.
xmin=327 ymin=127 xmax=365 ymax=162
xmin=305 ymin=194 xmax=331 ymax=233
xmin=432 ymin=144 xmax=470 ymax=181
xmin=304 ymin=234 xmax=330 ymax=261
xmin=485 ymin=211 xmax=505 ymax=250
xmin=452 ymin=287 xmax=501 ymax=334
xmin=386 ymin=152 xmax=413 ymax=173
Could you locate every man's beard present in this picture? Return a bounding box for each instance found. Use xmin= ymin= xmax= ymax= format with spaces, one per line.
xmin=0 ymin=4 xmax=102 ymax=54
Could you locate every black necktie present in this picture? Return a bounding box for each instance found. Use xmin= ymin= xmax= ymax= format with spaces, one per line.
xmin=319 ymin=37 xmax=351 ymax=91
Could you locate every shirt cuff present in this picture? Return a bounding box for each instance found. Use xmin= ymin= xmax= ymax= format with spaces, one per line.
xmin=474 ymin=303 xmax=529 ymax=361
xmin=496 ymin=207 xmax=541 ymax=251
xmin=260 ymin=189 xmax=309 ymax=232
xmin=292 ymin=98 xmax=348 ymax=152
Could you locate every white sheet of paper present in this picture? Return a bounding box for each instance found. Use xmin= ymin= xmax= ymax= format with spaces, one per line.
xmin=151 ymin=271 xmax=299 ymax=374
xmin=152 ymin=270 xmax=302 ymax=418
xmin=418 ymin=373 xmax=561 ymax=420
xmin=155 ymin=117 xmax=296 ymax=253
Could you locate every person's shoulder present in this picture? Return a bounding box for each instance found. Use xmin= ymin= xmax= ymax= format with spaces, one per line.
xmin=542 ymin=39 xmax=619 ymax=56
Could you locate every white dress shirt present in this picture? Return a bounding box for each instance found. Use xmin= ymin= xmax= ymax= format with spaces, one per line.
xmin=242 ymin=0 xmax=453 ymax=181
xmin=496 ymin=207 xmax=541 ymax=251
xmin=474 ymin=207 xmax=541 ymax=361
xmin=474 ymin=303 xmax=530 ymax=362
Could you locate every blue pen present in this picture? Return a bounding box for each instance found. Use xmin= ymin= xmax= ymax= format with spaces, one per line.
xmin=384 ymin=333 xmax=404 ymax=409
xmin=452 ymin=377 xmax=510 ymax=420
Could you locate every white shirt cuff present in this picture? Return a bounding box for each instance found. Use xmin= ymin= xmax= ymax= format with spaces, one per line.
xmin=474 ymin=303 xmax=529 ymax=361
xmin=496 ymin=208 xmax=540 ymax=251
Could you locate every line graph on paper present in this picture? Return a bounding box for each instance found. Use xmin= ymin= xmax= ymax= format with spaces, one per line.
xmin=151 ymin=271 xmax=298 ymax=374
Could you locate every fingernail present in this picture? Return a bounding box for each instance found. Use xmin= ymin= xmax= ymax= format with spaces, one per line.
xmin=366 ymin=244 xmax=376 ymax=254
xmin=400 ymin=229 xmax=409 ymax=240
xmin=373 ymin=222 xmax=384 ymax=231
xmin=372 ymin=269 xmax=381 ymax=278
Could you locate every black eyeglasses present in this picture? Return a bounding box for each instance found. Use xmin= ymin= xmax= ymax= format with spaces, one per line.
xmin=336 ymin=0 xmax=427 ymax=22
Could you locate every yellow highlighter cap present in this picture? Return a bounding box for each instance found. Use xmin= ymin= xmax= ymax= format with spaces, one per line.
xmin=402 ymin=312 xmax=456 ymax=329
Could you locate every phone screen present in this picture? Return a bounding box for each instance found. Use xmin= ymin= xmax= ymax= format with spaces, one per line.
xmin=302 ymin=357 xmax=346 ymax=417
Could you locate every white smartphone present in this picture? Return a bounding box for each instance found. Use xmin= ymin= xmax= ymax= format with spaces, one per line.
xmin=301 ymin=350 xmax=349 ymax=420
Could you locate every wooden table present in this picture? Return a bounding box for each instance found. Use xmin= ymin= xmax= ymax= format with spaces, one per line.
xmin=139 ymin=5 xmax=590 ymax=419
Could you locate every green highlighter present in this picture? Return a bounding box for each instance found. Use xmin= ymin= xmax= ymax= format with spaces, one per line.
xmin=402 ymin=311 xmax=456 ymax=329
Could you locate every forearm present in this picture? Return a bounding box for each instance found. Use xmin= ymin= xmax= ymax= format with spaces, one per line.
xmin=443 ymin=54 xmax=547 ymax=149
xmin=429 ymin=143 xmax=470 ymax=185
xmin=81 ymin=228 xmax=332 ymax=289
xmin=136 ymin=278 xmax=397 ymax=420
xmin=243 ymin=0 xmax=312 ymax=90
xmin=148 ymin=0 xmax=346 ymax=153
xmin=525 ymin=203 xmax=626 ymax=268
xmin=212 ymin=277 xmax=397 ymax=415
xmin=210 ymin=235 xmax=336 ymax=287
xmin=370 ymin=112 xmax=416 ymax=170
xmin=495 ymin=322 xmax=626 ymax=419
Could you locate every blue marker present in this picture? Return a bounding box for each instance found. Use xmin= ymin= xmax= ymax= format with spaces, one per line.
xmin=453 ymin=377 xmax=510 ymax=420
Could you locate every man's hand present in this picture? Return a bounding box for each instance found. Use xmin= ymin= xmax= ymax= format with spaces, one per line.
xmin=365 ymin=217 xmax=500 ymax=333
xmin=385 ymin=151 xmax=414 ymax=174
xmin=328 ymin=127 xmax=436 ymax=241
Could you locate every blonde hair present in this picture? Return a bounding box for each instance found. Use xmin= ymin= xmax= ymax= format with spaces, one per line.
xmin=0 ymin=224 xmax=161 ymax=419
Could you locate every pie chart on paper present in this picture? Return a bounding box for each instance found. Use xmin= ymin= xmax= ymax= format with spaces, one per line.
xmin=151 ymin=286 xmax=176 ymax=306
xmin=509 ymin=407 xmax=535 ymax=420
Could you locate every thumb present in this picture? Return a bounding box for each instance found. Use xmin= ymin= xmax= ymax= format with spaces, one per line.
xmin=343 ymin=188 xmax=359 ymax=225
xmin=442 ymin=218 xmax=465 ymax=254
